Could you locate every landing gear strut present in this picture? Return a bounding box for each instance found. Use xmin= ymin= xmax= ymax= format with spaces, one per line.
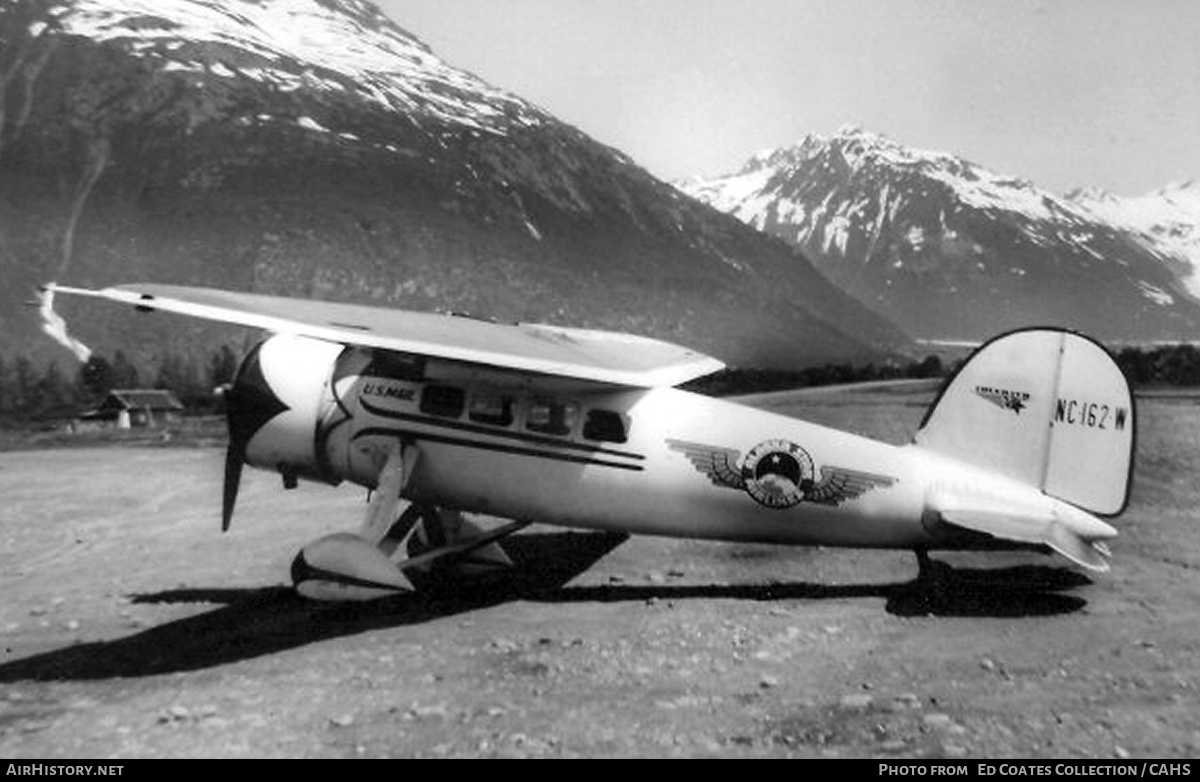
xmin=290 ymin=441 xmax=527 ymax=600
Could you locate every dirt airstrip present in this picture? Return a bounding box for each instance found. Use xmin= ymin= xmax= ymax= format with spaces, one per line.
xmin=0 ymin=388 xmax=1198 ymax=758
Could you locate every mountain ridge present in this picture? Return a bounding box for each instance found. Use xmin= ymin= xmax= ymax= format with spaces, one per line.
xmin=0 ymin=0 xmax=910 ymax=375
xmin=1067 ymin=180 xmax=1200 ymax=299
xmin=679 ymin=126 xmax=1200 ymax=342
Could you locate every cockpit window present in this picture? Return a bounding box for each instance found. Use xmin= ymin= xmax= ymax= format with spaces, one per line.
xmin=583 ymin=409 xmax=628 ymax=443
xmin=469 ymin=392 xmax=515 ymax=427
xmin=364 ymin=350 xmax=425 ymax=380
xmin=419 ymin=385 xmax=465 ymax=418
xmin=525 ymin=399 xmax=578 ymax=436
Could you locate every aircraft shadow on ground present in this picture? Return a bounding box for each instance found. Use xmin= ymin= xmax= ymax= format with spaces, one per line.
xmin=0 ymin=533 xmax=1090 ymax=682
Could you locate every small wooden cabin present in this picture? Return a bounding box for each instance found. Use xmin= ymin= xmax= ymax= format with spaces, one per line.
xmin=78 ymin=389 xmax=185 ymax=429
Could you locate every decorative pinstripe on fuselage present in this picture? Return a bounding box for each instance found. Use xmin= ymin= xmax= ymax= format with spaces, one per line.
xmin=312 ymin=358 xmax=650 ymax=492
xmin=354 ymin=397 xmax=645 ymax=471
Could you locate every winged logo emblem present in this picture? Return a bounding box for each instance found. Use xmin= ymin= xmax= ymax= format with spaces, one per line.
xmin=666 ymin=438 xmax=897 ymax=509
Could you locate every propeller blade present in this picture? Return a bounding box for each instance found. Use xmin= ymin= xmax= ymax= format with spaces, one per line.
xmin=215 ymin=341 xmax=290 ymax=531
xmin=222 ymin=435 xmax=244 ymax=532
xmin=221 ymin=384 xmax=246 ymax=532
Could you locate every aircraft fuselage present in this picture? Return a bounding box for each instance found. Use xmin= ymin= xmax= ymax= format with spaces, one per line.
xmin=239 ymin=335 xmax=1052 ymax=553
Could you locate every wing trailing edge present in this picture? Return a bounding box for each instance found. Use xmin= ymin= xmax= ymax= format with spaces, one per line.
xmin=45 ymin=282 xmax=725 ymax=388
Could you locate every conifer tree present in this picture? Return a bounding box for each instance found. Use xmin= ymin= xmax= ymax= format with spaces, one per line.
xmin=110 ymin=350 xmax=139 ymax=389
xmin=76 ymin=354 xmax=115 ymax=405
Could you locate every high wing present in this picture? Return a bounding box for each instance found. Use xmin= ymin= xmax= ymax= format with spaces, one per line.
xmin=45 ymin=283 xmax=725 ymax=388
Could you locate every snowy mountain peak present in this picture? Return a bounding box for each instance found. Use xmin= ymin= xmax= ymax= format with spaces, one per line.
xmin=1157 ymin=179 xmax=1200 ymax=206
xmin=680 ymin=129 xmax=1200 ymax=342
xmin=689 ymin=128 xmax=1081 ymax=236
xmin=53 ymin=0 xmax=547 ymax=134
xmin=1066 ymin=185 xmax=1117 ymax=204
xmin=1163 ymin=179 xmax=1197 ymax=193
xmin=1069 ymin=180 xmax=1200 ymax=297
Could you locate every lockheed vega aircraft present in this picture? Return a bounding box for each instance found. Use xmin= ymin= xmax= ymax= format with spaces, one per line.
xmin=44 ymin=283 xmax=1135 ymax=600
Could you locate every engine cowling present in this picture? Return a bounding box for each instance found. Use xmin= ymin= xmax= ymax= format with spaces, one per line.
xmin=231 ymin=334 xmax=345 ymax=484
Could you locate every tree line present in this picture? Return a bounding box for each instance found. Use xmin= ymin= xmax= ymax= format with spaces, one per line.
xmin=2 ymin=343 xmax=1199 ymax=423
xmin=689 ymin=343 xmax=1200 ymax=398
xmin=683 ymin=355 xmax=946 ymax=397
xmin=1113 ymin=344 xmax=1200 ymax=387
xmin=0 ymin=346 xmax=240 ymax=422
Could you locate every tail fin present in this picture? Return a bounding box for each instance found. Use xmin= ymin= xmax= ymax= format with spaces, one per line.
xmin=915 ymin=328 xmax=1134 ymax=516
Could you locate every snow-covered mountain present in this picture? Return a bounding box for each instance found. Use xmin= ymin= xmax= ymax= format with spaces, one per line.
xmin=1068 ymin=182 xmax=1200 ymax=300
xmin=0 ymin=1 xmax=908 ymax=370
xmin=679 ymin=127 xmax=1200 ymax=342
xmin=53 ymin=0 xmax=547 ymax=137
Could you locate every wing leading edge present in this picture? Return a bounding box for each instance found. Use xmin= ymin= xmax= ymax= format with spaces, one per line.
xmin=45 ymin=283 xmax=725 ymax=388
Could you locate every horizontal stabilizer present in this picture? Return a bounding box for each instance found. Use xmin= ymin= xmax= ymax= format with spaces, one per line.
xmin=934 ymin=493 xmax=1114 ymax=573
xmin=1043 ymin=522 xmax=1110 ymax=573
xmin=938 ymin=506 xmax=1051 ymax=547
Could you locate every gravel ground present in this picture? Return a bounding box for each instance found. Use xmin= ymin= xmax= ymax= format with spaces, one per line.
xmin=0 ymin=393 xmax=1197 ymax=758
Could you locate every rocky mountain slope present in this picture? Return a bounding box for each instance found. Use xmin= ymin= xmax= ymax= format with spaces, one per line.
xmin=0 ymin=0 xmax=909 ymax=375
xmin=679 ymin=127 xmax=1200 ymax=342
xmin=1068 ymin=181 xmax=1200 ymax=301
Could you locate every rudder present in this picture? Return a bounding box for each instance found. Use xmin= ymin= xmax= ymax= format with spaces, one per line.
xmin=915 ymin=328 xmax=1134 ymax=515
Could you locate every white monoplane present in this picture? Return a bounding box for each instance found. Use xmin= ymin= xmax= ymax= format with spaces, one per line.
xmin=44 ymin=283 xmax=1134 ymax=600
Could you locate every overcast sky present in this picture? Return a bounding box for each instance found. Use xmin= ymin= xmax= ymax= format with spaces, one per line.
xmin=379 ymin=0 xmax=1199 ymax=196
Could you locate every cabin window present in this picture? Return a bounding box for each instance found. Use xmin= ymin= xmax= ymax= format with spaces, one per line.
xmin=468 ymin=392 xmax=515 ymax=427
xmin=583 ymin=409 xmax=629 ymax=443
xmin=364 ymin=350 xmax=425 ymax=380
xmin=419 ymin=384 xmax=465 ymax=418
xmin=525 ymin=399 xmax=578 ymax=436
